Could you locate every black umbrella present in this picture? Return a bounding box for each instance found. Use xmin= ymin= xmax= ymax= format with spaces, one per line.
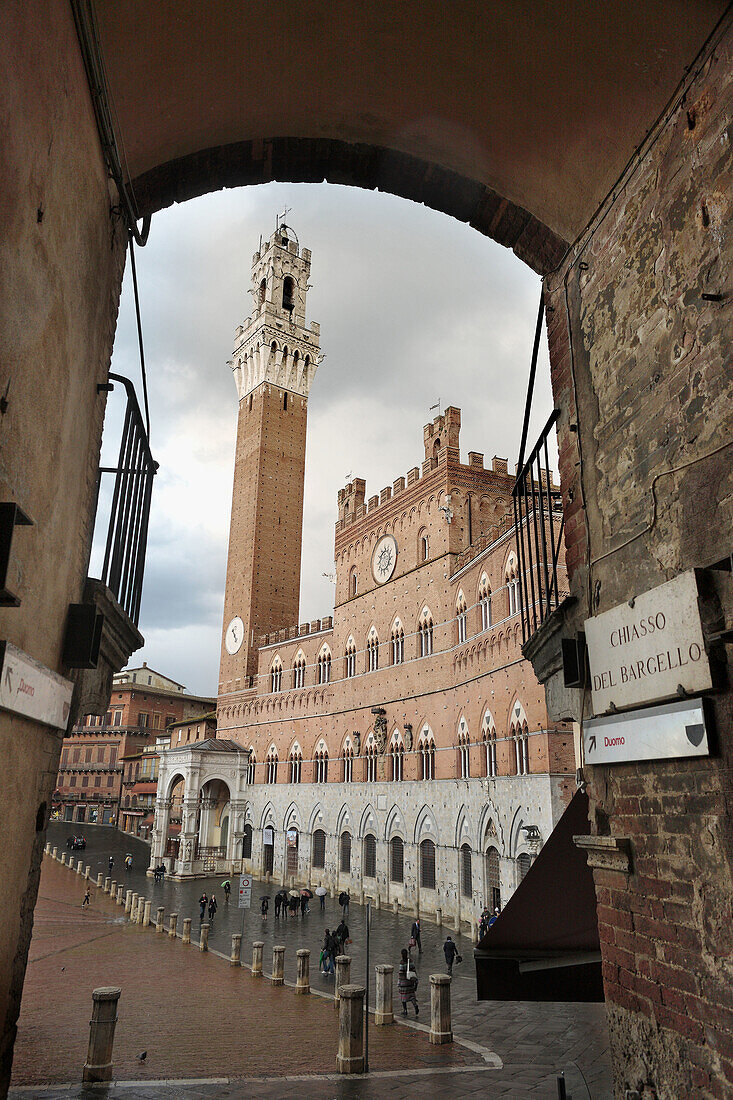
xmin=260 ymin=894 xmax=272 ymax=900
xmin=301 ymin=888 xmax=314 ymax=898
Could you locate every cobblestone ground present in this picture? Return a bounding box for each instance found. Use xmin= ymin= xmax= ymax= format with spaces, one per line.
xmin=10 ymin=824 xmax=613 ymax=1098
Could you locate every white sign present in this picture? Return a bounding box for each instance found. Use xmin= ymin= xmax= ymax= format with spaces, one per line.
xmin=238 ymin=873 xmax=252 ymax=909
xmin=583 ymin=697 xmax=710 ymax=765
xmin=0 ymin=641 xmax=73 ymax=729
xmin=585 ymin=571 xmax=712 ymax=715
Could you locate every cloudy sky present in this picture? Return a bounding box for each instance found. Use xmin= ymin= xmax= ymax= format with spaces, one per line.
xmin=93 ymin=183 xmax=554 ymax=696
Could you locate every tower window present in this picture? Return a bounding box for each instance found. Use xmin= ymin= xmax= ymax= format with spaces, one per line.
xmin=283 ymin=392 xmax=288 ymax=411
xmin=259 ymin=278 xmax=266 ymax=304
xmin=282 ymin=276 xmax=295 ymax=313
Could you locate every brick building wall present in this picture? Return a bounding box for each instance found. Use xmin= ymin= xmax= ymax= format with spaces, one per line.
xmin=538 ymin=18 xmax=733 ymax=1098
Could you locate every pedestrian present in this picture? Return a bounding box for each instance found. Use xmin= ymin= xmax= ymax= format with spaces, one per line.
xmin=199 ymin=892 xmax=208 ymax=921
xmin=316 ymin=885 xmax=326 ymax=911
xmin=289 ymin=894 xmax=299 ymax=918
xmin=108 ymin=856 xmax=114 ymax=874
xmin=82 ymin=887 xmax=91 ymax=908
xmin=274 ymin=892 xmax=282 ymax=918
xmin=338 ymin=890 xmax=350 ymax=919
xmin=410 ymin=917 xmax=422 ymax=954
xmin=125 ymin=854 xmax=132 ymax=872
xmin=398 ymin=948 xmax=419 ymax=1017
xmin=222 ymin=879 xmax=231 ymax=902
xmin=260 ymin=896 xmax=269 ymax=920
xmin=208 ymin=894 xmax=218 ymax=921
xmin=335 ymin=918 xmax=349 ymax=951
xmin=321 ymin=929 xmax=336 ymax=974
xmin=443 ymin=935 xmax=459 ymax=975
xmin=478 ymin=907 xmax=489 ymax=939
xmin=488 ymin=906 xmax=500 ymax=928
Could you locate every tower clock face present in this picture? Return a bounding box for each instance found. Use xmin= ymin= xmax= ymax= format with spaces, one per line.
xmin=372 ymin=535 xmax=398 ymax=584
xmin=225 ymin=616 xmax=245 ymax=655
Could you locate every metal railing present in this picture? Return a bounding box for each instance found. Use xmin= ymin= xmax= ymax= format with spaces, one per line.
xmin=512 ymin=409 xmax=565 ymax=644
xmin=98 ymin=374 xmax=157 ymax=625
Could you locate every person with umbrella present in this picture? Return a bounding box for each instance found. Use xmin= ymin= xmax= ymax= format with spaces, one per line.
xmin=339 ymin=890 xmax=350 ymax=919
xmin=300 ymin=888 xmax=313 ymax=916
xmin=260 ymin=894 xmax=270 ymax=920
xmin=315 ymin=884 xmax=327 ymax=912
xmin=288 ymin=890 xmax=299 ymax=918
xmin=222 ymin=879 xmax=231 ymax=903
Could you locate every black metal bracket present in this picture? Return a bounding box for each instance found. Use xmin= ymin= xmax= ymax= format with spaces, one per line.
xmin=0 ymin=503 xmax=34 ymax=606
xmin=62 ymin=603 xmax=104 ymax=668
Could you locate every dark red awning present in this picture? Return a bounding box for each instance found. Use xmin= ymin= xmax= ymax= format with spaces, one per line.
xmin=475 ymin=788 xmax=603 ymax=1002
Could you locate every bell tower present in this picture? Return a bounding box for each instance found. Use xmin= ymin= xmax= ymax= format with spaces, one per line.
xmin=219 ymin=223 xmax=321 ymax=695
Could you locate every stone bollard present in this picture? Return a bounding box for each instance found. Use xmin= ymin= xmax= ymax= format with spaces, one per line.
xmin=45 ymin=842 xmax=50 ymax=855
xmin=134 ymin=897 xmax=144 ymax=924
xmin=85 ymin=866 xmax=91 ymax=880
xmin=435 ymin=907 xmax=442 ymax=927
xmin=96 ymin=873 xmax=104 ymax=888
xmin=168 ymin=913 xmax=178 ymax=938
xmin=252 ymin=941 xmax=264 ymax=976
xmin=337 ymin=985 xmax=365 ymax=1074
xmin=156 ymin=907 xmax=165 ymax=933
xmin=51 ymin=846 xmax=58 ymax=860
xmin=82 ymin=986 xmax=121 ymax=1084
xmin=200 ymin=923 xmax=209 ymax=951
xmin=393 ymin=898 xmax=399 ymax=914
xmin=429 ymin=974 xmax=453 ymax=1044
xmin=103 ymin=877 xmax=111 ymax=894
xmin=124 ymin=890 xmax=133 ymax=915
xmin=182 ymin=918 xmax=191 ymax=945
xmin=60 ymin=853 xmax=66 ymax=866
xmin=272 ymin=945 xmax=285 ymax=985
xmin=375 ymin=964 xmax=394 ymax=1025
xmin=110 ymin=881 xmax=116 ymax=897
xmin=334 ymin=954 xmax=351 ymax=1011
xmin=296 ymin=949 xmax=310 ymax=994
xmin=116 ymin=885 xmax=124 ymax=905
xmin=77 ymin=860 xmax=84 ymax=875
xmin=231 ymin=933 xmax=241 ymax=966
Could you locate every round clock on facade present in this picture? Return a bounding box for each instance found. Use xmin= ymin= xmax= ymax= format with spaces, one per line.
xmin=372 ymin=534 xmax=398 ymax=584
xmin=225 ymin=615 xmax=245 ymax=654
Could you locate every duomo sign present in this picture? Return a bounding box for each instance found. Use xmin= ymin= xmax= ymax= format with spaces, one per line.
xmin=584 ymin=571 xmax=712 ymax=715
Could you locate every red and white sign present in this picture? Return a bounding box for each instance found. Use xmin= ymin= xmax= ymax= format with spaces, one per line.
xmin=238 ymin=873 xmax=252 ymax=909
xmin=0 ymin=641 xmax=73 ymax=729
xmin=583 ymin=697 xmax=709 ymax=765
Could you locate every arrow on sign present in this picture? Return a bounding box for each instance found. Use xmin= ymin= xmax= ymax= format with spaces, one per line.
xmin=588 ymin=734 xmax=597 ymax=752
xmin=4 ymin=666 xmax=12 ymax=692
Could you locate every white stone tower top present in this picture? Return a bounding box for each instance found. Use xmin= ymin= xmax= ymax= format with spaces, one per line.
xmin=228 ymin=222 xmax=321 ymax=400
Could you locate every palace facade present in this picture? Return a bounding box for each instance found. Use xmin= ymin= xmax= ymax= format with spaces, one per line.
xmin=150 ymin=226 xmax=575 ymax=932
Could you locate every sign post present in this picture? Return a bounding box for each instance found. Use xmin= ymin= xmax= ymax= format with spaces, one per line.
xmin=238 ymin=873 xmax=252 ymax=940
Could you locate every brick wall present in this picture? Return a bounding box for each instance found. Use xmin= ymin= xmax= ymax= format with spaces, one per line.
xmin=545 ymin=18 xmax=733 ymax=1098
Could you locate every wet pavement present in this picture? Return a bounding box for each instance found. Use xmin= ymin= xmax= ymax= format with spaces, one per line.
xmin=31 ymin=822 xmax=612 ymax=1098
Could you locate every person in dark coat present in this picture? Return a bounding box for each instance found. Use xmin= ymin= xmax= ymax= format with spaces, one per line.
xmin=274 ymin=892 xmax=282 ymax=918
xmin=410 ymin=918 xmax=422 ymax=954
xmin=208 ymin=894 xmax=218 ymax=921
xmin=199 ymin=893 xmax=208 ymax=921
xmin=321 ymin=929 xmax=336 ymax=974
xmin=260 ymin=896 xmax=269 ymax=920
xmin=335 ymin=919 xmax=349 ymax=950
xmin=300 ymin=893 xmax=308 ymax=916
xmin=338 ymin=891 xmax=350 ymax=919
xmin=443 ymin=935 xmax=459 ymax=974
xmin=289 ymin=894 xmax=299 ymax=918
xmin=398 ymin=948 xmax=419 ymax=1016
xmin=488 ymin=906 xmax=501 ymax=927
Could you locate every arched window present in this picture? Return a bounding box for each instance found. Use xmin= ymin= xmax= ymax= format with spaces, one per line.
xmin=317 ymin=647 xmax=332 ymax=684
xmin=513 ymin=720 xmax=529 ymax=775
xmin=365 ymin=737 xmax=378 ymax=783
xmin=479 ymin=573 xmax=492 ymax=631
xmin=482 ymin=713 xmax=497 ymax=778
xmin=342 ymin=742 xmax=354 ymax=783
xmin=363 ymin=833 xmax=377 ymax=878
xmin=242 ymin=823 xmax=253 ymax=859
xmin=418 ymin=607 xmax=433 ymax=658
xmin=506 ymin=554 xmax=520 ymax=617
xmin=246 ymin=752 xmax=257 ymax=785
xmin=420 ymin=838 xmax=436 ymax=890
xmin=259 ymin=277 xmax=266 ymax=304
xmin=419 ymin=729 xmax=435 ymax=780
xmin=390 ymin=836 xmax=404 ymax=883
xmin=345 ymin=638 xmax=357 ymax=679
xmin=349 ymin=568 xmax=358 ymax=598
xmin=340 ymin=831 xmax=352 ymax=873
xmin=486 ymin=845 xmax=501 ymax=910
xmin=418 ymin=529 xmax=429 ymax=563
xmin=293 ymin=653 xmax=306 ymax=689
xmin=312 ymin=828 xmax=326 ymax=869
xmin=389 ymin=733 xmax=404 ymax=782
xmin=314 ymin=747 xmax=329 ymax=784
xmin=391 ymin=619 xmax=404 ymax=665
xmin=517 ymin=853 xmax=531 ymax=882
xmin=366 ymin=628 xmax=379 ymax=673
xmin=282 ymin=275 xmax=295 ymax=313
xmin=265 ymin=747 xmax=278 ymax=785
xmin=457 ymin=719 xmax=470 ymax=779
xmin=456 ymin=591 xmax=468 ymax=644
xmin=460 ymin=843 xmax=473 ymax=898
xmin=270 ymin=658 xmax=282 ymax=693
xmin=289 ymin=748 xmax=302 ymax=784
